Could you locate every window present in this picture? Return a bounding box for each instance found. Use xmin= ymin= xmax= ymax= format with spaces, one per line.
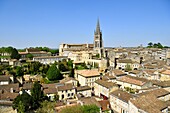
xmin=62 ymin=94 xmax=64 ymax=99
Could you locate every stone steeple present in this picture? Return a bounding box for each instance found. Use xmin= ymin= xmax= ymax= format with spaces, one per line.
xmin=94 ymin=19 xmax=104 ymax=58
xmin=96 ymin=19 xmax=100 ymax=35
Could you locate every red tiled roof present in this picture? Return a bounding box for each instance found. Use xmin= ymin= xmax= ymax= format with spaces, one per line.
xmin=98 ymin=100 xmax=111 ymax=111
xmin=117 ymin=75 xmax=149 ymax=86
xmin=110 ymin=89 xmax=134 ymax=103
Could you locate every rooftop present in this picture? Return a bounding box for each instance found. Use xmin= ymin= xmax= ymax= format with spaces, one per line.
xmin=95 ymin=79 xmax=118 ymax=89
xmin=57 ymin=83 xmax=75 ymax=91
xmin=110 ymin=89 xmax=134 ymax=103
xmin=130 ymin=94 xmax=167 ymax=113
xmin=118 ymin=59 xmax=132 ymax=63
xmin=79 ymin=97 xmax=101 ymax=108
xmin=160 ymin=70 xmax=170 ymax=75
xmin=117 ymin=75 xmax=149 ymax=86
xmin=137 ymin=88 xmax=170 ymax=98
xmin=76 ymin=86 xmax=91 ymax=91
xmin=112 ymin=69 xmax=126 ymax=76
xmin=76 ymin=69 xmax=101 ymax=77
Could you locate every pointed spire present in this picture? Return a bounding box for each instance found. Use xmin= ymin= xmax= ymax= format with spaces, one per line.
xmin=96 ymin=18 xmax=100 ymax=34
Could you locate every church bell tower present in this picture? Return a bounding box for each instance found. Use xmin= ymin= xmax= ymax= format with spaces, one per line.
xmin=94 ymin=19 xmax=104 ymax=58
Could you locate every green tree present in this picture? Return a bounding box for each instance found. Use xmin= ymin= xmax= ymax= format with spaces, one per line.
xmin=58 ymin=63 xmax=68 ymax=72
xmin=69 ymin=68 xmax=75 ymax=78
xmin=18 ymin=101 xmax=25 ymax=113
xmin=0 ymin=46 xmax=20 ymax=59
xmin=82 ymin=104 xmax=100 ymax=113
xmin=15 ymin=66 xmax=24 ymax=77
xmin=147 ymin=42 xmax=153 ymax=48
xmin=49 ymin=49 xmax=59 ymax=55
xmin=59 ymin=104 xmax=100 ymax=113
xmin=31 ymin=81 xmax=44 ymax=109
xmin=36 ymin=101 xmax=56 ymax=113
xmin=29 ymin=61 xmax=42 ymax=74
xmin=46 ymin=64 xmax=63 ymax=81
xmin=125 ymin=64 xmax=132 ymax=72
xmin=11 ymin=47 xmax=21 ymax=59
xmin=157 ymin=42 xmax=163 ymax=48
xmin=96 ymin=54 xmax=100 ymax=58
xmin=54 ymin=95 xmax=59 ymax=101
xmin=26 ymin=53 xmax=33 ymax=59
xmin=67 ymin=59 xmax=73 ymax=69
xmin=13 ymin=91 xmax=32 ymax=112
xmin=153 ymin=43 xmax=158 ymax=48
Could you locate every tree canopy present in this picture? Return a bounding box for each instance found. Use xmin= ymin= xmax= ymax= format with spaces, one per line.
xmin=59 ymin=104 xmax=100 ymax=113
xmin=15 ymin=66 xmax=24 ymax=77
xmin=13 ymin=91 xmax=33 ymax=112
xmin=46 ymin=64 xmax=63 ymax=81
xmin=147 ymin=42 xmax=167 ymax=48
xmin=0 ymin=46 xmax=21 ymax=59
xmin=31 ymin=81 xmax=44 ymax=109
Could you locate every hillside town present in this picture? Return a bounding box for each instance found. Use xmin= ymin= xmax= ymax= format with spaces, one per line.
xmin=0 ymin=20 xmax=170 ymax=113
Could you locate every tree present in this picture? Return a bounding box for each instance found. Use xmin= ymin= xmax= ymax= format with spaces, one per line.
xmin=36 ymin=101 xmax=56 ymax=113
xmin=31 ymin=81 xmax=44 ymax=109
xmin=147 ymin=42 xmax=153 ymax=47
xmin=46 ymin=64 xmax=63 ymax=81
xmin=59 ymin=104 xmax=100 ymax=113
xmin=157 ymin=42 xmax=163 ymax=48
xmin=13 ymin=91 xmax=32 ymax=112
xmin=15 ymin=66 xmax=24 ymax=77
xmin=18 ymin=101 xmax=25 ymax=113
xmin=82 ymin=104 xmax=100 ymax=113
xmin=125 ymin=64 xmax=132 ymax=72
xmin=11 ymin=47 xmax=21 ymax=59
xmin=58 ymin=63 xmax=68 ymax=72
xmin=29 ymin=61 xmax=42 ymax=74
xmin=67 ymin=59 xmax=73 ymax=69
xmin=153 ymin=43 xmax=158 ymax=48
xmin=54 ymin=95 xmax=59 ymax=101
xmin=26 ymin=53 xmax=33 ymax=59
xmin=49 ymin=49 xmax=59 ymax=55
xmin=69 ymin=68 xmax=75 ymax=78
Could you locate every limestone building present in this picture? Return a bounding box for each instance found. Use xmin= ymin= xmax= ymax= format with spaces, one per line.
xmin=59 ymin=19 xmax=104 ymax=58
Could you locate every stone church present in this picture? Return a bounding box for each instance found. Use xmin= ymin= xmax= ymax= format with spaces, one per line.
xmin=59 ymin=19 xmax=104 ymax=58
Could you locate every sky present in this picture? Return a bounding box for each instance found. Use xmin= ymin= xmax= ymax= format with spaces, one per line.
xmin=0 ymin=0 xmax=170 ymax=49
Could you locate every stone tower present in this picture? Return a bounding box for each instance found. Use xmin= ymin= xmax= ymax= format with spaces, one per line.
xmin=94 ymin=19 xmax=104 ymax=58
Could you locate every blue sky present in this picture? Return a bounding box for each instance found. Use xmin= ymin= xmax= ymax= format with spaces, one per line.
xmin=0 ymin=0 xmax=170 ymax=49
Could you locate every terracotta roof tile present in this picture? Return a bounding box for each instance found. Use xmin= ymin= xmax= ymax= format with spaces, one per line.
xmin=151 ymin=80 xmax=170 ymax=87
xmin=137 ymin=88 xmax=170 ymax=98
xmin=76 ymin=86 xmax=91 ymax=91
xmin=0 ymin=92 xmax=19 ymax=100
xmin=0 ymin=75 xmax=10 ymax=81
xmin=118 ymin=59 xmax=132 ymax=63
xmin=98 ymin=100 xmax=111 ymax=111
xmin=57 ymin=84 xmax=75 ymax=91
xmin=160 ymin=70 xmax=170 ymax=75
xmin=23 ymin=83 xmax=33 ymax=90
xmin=44 ymin=88 xmax=58 ymax=94
xmin=112 ymin=69 xmax=126 ymax=76
xmin=95 ymin=79 xmax=118 ymax=88
xmin=130 ymin=94 xmax=167 ymax=113
xmin=76 ymin=69 xmax=101 ymax=77
xmin=110 ymin=89 xmax=134 ymax=103
xmin=117 ymin=75 xmax=149 ymax=86
xmin=0 ymin=83 xmax=19 ymax=93
xmin=79 ymin=97 xmax=101 ymax=107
